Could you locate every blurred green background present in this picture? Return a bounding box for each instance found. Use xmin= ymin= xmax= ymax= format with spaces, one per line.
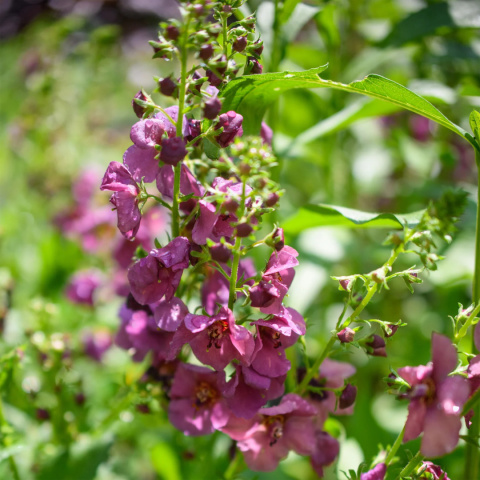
xmin=1 ymin=0 xmax=479 ymax=478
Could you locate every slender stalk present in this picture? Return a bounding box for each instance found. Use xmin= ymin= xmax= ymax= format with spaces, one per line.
xmin=224 ymin=450 xmax=242 ymax=480
xmin=172 ymin=16 xmax=189 ymax=238
xmin=395 ymin=451 xmax=423 ymax=480
xmin=465 ymin=151 xmax=480 ymax=480
xmin=0 ymin=397 xmax=21 ymax=480
xmin=384 ymin=426 xmax=405 ymax=466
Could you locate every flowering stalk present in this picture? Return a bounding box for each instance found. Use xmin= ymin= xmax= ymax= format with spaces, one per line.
xmin=384 ymin=425 xmax=405 ymax=466
xmin=465 ymin=148 xmax=480 ymax=480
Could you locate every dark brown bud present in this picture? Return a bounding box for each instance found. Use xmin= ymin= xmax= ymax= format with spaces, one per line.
xmin=384 ymin=324 xmax=398 ymax=338
xmin=236 ymin=223 xmax=253 ymax=237
xmin=265 ymin=192 xmax=279 ymax=207
xmin=238 ymin=163 xmax=251 ymax=175
xmin=337 ymin=327 xmax=355 ymax=343
xmin=36 ymin=408 xmax=50 ymax=421
xmin=210 ymin=243 xmax=231 ymax=263
xmin=273 ymin=228 xmax=285 ymax=251
xmin=159 ymin=77 xmax=177 ymax=97
xmin=339 ymin=384 xmax=357 ymax=409
xmin=200 ymin=44 xmax=214 ymax=61
xmin=165 ymin=25 xmax=180 ymax=41
xmin=222 ymin=198 xmax=239 ymax=213
xmin=233 ymin=35 xmax=248 ymax=53
xmin=132 ymin=90 xmax=148 ymax=118
xmin=204 ymin=97 xmax=222 ymax=120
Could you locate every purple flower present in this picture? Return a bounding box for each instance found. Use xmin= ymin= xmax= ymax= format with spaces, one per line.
xmin=260 ymin=121 xmax=273 ymax=145
xmin=249 ymin=246 xmax=299 ymax=314
xmin=156 ymin=163 xmax=204 ymax=213
xmin=169 ymin=307 xmax=255 ymax=371
xmin=83 ymin=329 xmax=112 ymax=362
xmin=168 ymin=363 xmax=231 ymax=436
xmin=248 ymin=309 xmax=305 ymax=381
xmin=310 ymin=431 xmax=340 ymax=477
xmin=127 ymin=237 xmax=190 ymax=305
xmin=306 ymin=358 xmax=356 ymax=424
xmin=66 ymin=269 xmax=103 ymax=306
xmin=226 ymin=394 xmax=317 ymax=471
xmin=420 ymin=461 xmax=451 ymax=480
xmin=153 ymin=297 xmax=188 ymax=332
xmin=361 ymin=463 xmax=387 ymax=480
xmin=100 ymin=161 xmax=141 ymax=239
xmin=398 ymin=333 xmax=470 ymax=457
xmin=160 ymin=137 xmax=187 ymax=166
xmin=215 ymin=111 xmax=243 ymax=148
xmin=115 ymin=297 xmax=175 ymax=362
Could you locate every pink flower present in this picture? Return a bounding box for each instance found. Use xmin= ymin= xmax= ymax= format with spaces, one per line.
xmin=66 ymin=269 xmax=103 ymax=306
xmin=222 ymin=394 xmax=317 ymax=471
xmin=360 ymin=463 xmax=386 ymax=480
xmin=398 ymin=333 xmax=470 ymax=457
xmin=82 ymin=329 xmax=112 ymax=362
xmin=168 ymin=307 xmax=255 ymax=371
xmin=127 ymin=237 xmax=190 ymax=305
xmin=100 ymin=161 xmax=141 ymax=239
xmin=420 ymin=461 xmax=451 ymax=480
xmin=168 ymin=363 xmax=231 ymax=436
xmin=310 ymin=431 xmax=339 ymax=477
xmin=215 ymin=111 xmax=243 ymax=148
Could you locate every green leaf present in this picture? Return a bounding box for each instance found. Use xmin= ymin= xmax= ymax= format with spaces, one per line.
xmin=379 ymin=1 xmax=480 ymax=47
xmin=221 ymin=67 xmax=479 ymax=150
xmin=470 ymin=110 xmax=480 ymax=142
xmin=151 ymin=442 xmax=181 ymax=480
xmin=282 ymin=204 xmax=426 ymax=235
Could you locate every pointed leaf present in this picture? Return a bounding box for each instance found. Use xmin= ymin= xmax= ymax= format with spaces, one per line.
xmin=282 ymin=204 xmax=426 ymax=235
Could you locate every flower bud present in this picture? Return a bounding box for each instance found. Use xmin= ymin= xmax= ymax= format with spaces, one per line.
xmin=222 ymin=198 xmax=239 ymax=213
xmin=210 ymin=243 xmax=231 ymax=263
xmin=265 ymin=192 xmax=279 ymax=207
xmin=233 ymin=35 xmax=248 ymax=53
xmin=165 ymin=25 xmax=180 ymax=41
xmin=384 ymin=324 xmax=398 ymax=338
xmin=204 ymin=96 xmax=222 ymax=120
xmin=337 ymin=327 xmax=355 ymax=343
xmin=36 ymin=408 xmax=50 ymax=421
xmin=367 ymin=334 xmax=387 ymax=357
xmin=247 ymin=57 xmax=263 ymax=74
xmin=236 ymin=223 xmax=253 ymax=237
xmin=238 ymin=162 xmax=251 ymax=175
xmin=206 ymin=69 xmax=222 ymax=87
xmin=339 ymin=384 xmax=357 ymax=409
xmin=132 ymin=90 xmax=148 ymax=118
xmin=159 ymin=77 xmax=177 ymax=97
xmin=272 ymin=227 xmax=284 ymax=251
xmin=75 ymin=392 xmax=86 ymax=405
xmin=160 ymin=137 xmax=187 ymax=166
xmin=215 ymin=111 xmax=243 ymax=148
xmin=371 ymin=267 xmax=388 ymax=284
xmin=199 ymin=44 xmax=214 ymax=61
xmin=248 ymin=39 xmax=264 ymax=57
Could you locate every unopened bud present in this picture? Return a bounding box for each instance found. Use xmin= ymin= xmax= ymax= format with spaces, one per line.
xmin=233 ymin=35 xmax=248 ymax=53
xmin=272 ymin=228 xmax=284 ymax=251
xmin=339 ymin=384 xmax=357 ymax=409
xmin=236 ymin=223 xmax=253 ymax=237
xmin=159 ymin=77 xmax=177 ymax=97
xmin=132 ymin=90 xmax=148 ymax=118
xmin=384 ymin=324 xmax=398 ymax=338
xmin=200 ymin=44 xmax=214 ymax=61
xmin=222 ymin=198 xmax=239 ymax=213
xmin=371 ymin=267 xmax=387 ymax=284
xmin=204 ymin=96 xmax=222 ymax=120
xmin=367 ymin=334 xmax=387 ymax=357
xmin=337 ymin=327 xmax=355 ymax=343
xmin=238 ymin=162 xmax=251 ymax=175
xmin=265 ymin=192 xmax=279 ymax=207
xmin=210 ymin=243 xmax=231 ymax=263
xmin=165 ymin=25 xmax=180 ymax=41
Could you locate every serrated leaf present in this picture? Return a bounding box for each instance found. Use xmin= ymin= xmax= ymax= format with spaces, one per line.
xmin=282 ymin=204 xmax=426 ymax=235
xmin=221 ymin=67 xmax=479 ymax=151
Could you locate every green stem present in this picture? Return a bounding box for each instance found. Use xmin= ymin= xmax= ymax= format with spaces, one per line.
xmin=224 ymin=450 xmax=242 ymax=480
xmin=171 ymin=17 xmax=189 ymax=238
xmin=465 ymin=150 xmax=480 ymax=480
xmin=228 ymin=237 xmax=242 ymax=310
xmin=455 ymin=302 xmax=480 ymax=341
xmin=385 ymin=426 xmax=405 ymax=466
xmin=395 ymin=451 xmax=423 ymax=480
xmin=147 ymin=194 xmax=172 ymax=210
xmin=0 ymin=397 xmax=21 ymax=480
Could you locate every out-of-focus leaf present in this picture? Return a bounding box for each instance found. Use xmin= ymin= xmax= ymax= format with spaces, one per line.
xmin=379 ymin=1 xmax=480 ymax=47
xmin=282 ymin=3 xmax=321 ymax=43
xmin=470 ymin=110 xmax=480 ymax=143
xmin=221 ymin=67 xmax=478 ymax=150
xmin=283 ymin=204 xmax=426 ymax=235
xmin=0 ymin=445 xmax=23 ymax=463
xmin=151 ymin=442 xmax=181 ymax=480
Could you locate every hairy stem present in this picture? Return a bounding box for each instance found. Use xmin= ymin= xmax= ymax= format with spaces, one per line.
xmin=172 ymin=16 xmax=189 ymax=238
xmin=465 ymin=150 xmax=480 ymax=480
xmin=395 ymin=451 xmax=423 ymax=480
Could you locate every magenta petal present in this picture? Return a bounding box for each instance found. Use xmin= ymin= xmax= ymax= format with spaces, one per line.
xmin=311 ymin=432 xmax=339 ymax=477
xmin=150 ymin=236 xmax=190 ymax=270
xmin=192 ymin=200 xmax=218 ymax=245
xmin=319 ymin=358 xmax=356 ymax=385
xmin=185 ymin=313 xmax=215 ymax=333
xmin=101 ymin=161 xmax=138 ymax=193
xmin=154 ymin=297 xmax=188 ymax=332
xmin=111 ymin=191 xmax=141 ymax=239
xmin=437 ymin=376 xmax=470 ymax=414
xmin=130 ymin=118 xmax=165 ymax=148
xmin=264 ymin=246 xmax=299 ymax=275
xmin=123 ymin=145 xmax=160 ymax=183
xmin=127 ymin=255 xmax=166 ymax=305
xmin=360 ymin=463 xmax=387 ymax=480
xmin=398 ymin=365 xmax=433 ymax=386
xmin=421 ymin=407 xmax=462 ymax=457
xmin=283 ymin=416 xmax=316 ymax=456
xmin=432 ymin=333 xmax=458 ymax=384
xmin=403 ymin=398 xmax=427 ymax=443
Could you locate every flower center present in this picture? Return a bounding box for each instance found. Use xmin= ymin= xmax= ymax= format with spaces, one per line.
xmin=194 ymin=381 xmax=218 ymax=408
xmin=264 ymin=415 xmax=285 ymax=446
xmin=207 ymin=320 xmax=229 ymax=349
